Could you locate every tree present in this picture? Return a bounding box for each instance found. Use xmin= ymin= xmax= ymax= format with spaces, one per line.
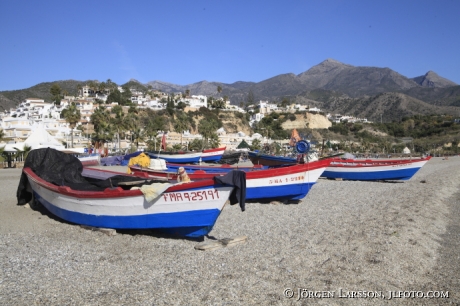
xmin=111 ymin=105 xmax=126 ymax=151
xmin=214 ymin=99 xmax=226 ymax=109
xmin=250 ymin=138 xmax=261 ymax=151
xmin=77 ymin=84 xmax=83 ymax=97
xmin=13 ymin=144 xmax=32 ymax=161
xmin=247 ymin=89 xmax=255 ymax=106
xmin=198 ymin=119 xmax=219 ymax=149
xmin=280 ymin=97 xmax=290 ymax=109
xmin=208 ymin=133 xmax=220 ymax=149
xmin=0 ymin=128 xmax=6 ymax=142
xmin=90 ymin=107 xmax=111 ymax=135
xmin=61 ymin=103 xmax=81 ymax=148
xmin=188 ymin=138 xmax=204 ymax=151
xmin=50 ymin=83 xmax=62 ymax=104
xmin=217 ymin=85 xmax=222 ymax=95
xmin=176 ymin=101 xmax=187 ymax=110
xmin=173 ymin=112 xmax=190 ymax=146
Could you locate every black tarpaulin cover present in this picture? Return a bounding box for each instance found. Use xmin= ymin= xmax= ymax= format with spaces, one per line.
xmin=214 ymin=170 xmax=246 ymax=212
xmin=16 ymin=148 xmax=154 ymax=205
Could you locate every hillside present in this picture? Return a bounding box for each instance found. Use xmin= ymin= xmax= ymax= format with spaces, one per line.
xmin=182 ymin=107 xmax=252 ymax=135
xmin=0 ymin=80 xmax=82 ymax=112
xmin=2 ymin=59 xmax=460 ymax=123
xmin=411 ymin=71 xmax=458 ymax=88
xmin=281 ymin=113 xmax=332 ymax=130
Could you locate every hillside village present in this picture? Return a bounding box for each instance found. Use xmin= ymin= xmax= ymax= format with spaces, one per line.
xmin=0 ymin=84 xmax=371 ymax=154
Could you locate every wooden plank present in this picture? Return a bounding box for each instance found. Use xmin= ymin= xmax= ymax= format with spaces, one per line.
xmin=195 ymin=235 xmax=248 ymax=251
xmin=220 ymin=235 xmax=248 ymax=246
xmin=194 ymin=241 xmax=224 ymax=251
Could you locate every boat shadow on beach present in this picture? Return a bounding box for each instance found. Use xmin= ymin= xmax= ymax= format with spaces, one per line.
xmin=116 ymin=229 xmax=206 ymax=242
xmin=246 ymin=199 xmax=302 ymax=205
xmin=324 ymin=178 xmax=406 ymax=184
xmin=376 ymin=180 xmax=406 ymax=184
xmin=26 ymin=202 xmax=206 ymax=242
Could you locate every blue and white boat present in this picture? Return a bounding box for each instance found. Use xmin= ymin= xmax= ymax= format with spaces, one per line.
xmin=201 ymin=147 xmax=226 ymax=162
xmin=130 ymin=159 xmax=332 ymax=202
xmin=17 ymin=148 xmax=242 ymax=238
xmin=321 ymin=156 xmax=431 ymax=181
xmin=147 ymin=151 xmax=202 ymax=163
xmin=164 ymin=162 xmax=267 ymax=174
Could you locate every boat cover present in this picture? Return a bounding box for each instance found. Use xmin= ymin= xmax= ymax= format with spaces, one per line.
xmin=16 ymin=148 xmax=159 ymax=205
xmin=214 ymin=170 xmax=246 ymax=212
xmin=100 ymin=155 xmax=124 ymax=166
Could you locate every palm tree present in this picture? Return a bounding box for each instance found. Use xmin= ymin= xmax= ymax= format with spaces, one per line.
xmin=90 ymin=107 xmax=111 ymax=135
xmin=111 ymin=105 xmax=126 ymax=151
xmin=77 ymin=84 xmax=83 ymax=97
xmin=173 ymin=112 xmax=189 ymax=146
xmin=0 ymin=128 xmax=6 ymax=142
xmin=88 ymin=81 xmax=97 ymax=96
xmin=198 ymin=119 xmax=219 ymax=149
xmin=123 ymin=112 xmax=140 ymax=148
xmin=61 ymin=103 xmax=81 ymax=148
xmin=13 ymin=144 xmax=32 ymax=162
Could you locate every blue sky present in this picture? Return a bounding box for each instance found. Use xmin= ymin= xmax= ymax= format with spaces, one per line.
xmin=1 ymin=0 xmax=459 ymax=91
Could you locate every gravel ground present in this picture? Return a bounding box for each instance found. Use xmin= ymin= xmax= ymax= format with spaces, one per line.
xmin=0 ymin=157 xmax=459 ymax=305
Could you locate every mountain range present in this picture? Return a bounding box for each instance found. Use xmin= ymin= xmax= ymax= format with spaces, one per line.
xmin=1 ymin=59 xmax=459 ymax=122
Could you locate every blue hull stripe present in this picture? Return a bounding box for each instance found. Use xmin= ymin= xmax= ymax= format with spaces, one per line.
xmin=35 ymin=193 xmax=221 ymax=237
xmin=322 ymin=167 xmax=421 ymax=181
xmin=246 ymin=182 xmax=316 ymax=201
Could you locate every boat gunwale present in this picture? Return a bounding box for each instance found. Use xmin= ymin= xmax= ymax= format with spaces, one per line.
xmin=130 ymin=159 xmax=331 ymax=180
xmin=23 ymin=167 xmax=222 ymax=199
xmin=328 ymin=156 xmax=431 ymax=168
xmin=202 ymin=147 xmax=226 ymax=153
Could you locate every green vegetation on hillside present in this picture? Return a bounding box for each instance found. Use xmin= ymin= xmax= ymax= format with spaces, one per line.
xmin=317 ymin=115 xmax=460 ymax=155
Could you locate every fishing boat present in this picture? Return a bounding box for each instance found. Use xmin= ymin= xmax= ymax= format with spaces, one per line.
xmin=130 ymin=159 xmax=332 ymax=201
xmin=147 ymin=151 xmax=202 ymax=163
xmin=164 ymin=161 xmax=267 ymax=174
xmin=248 ymin=138 xmax=318 ymax=166
xmin=247 ymin=150 xmax=321 ymax=166
xmin=77 ymin=153 xmax=101 ymax=166
xmin=16 ymin=148 xmax=244 ymax=238
xmin=248 ymin=151 xmax=298 ymax=166
xmin=321 ymin=156 xmax=431 ymax=181
xmin=60 ymin=149 xmax=101 ymax=167
xmin=201 ymin=147 xmax=226 ymax=162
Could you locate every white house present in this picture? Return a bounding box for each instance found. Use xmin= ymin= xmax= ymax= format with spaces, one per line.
xmin=179 ymin=95 xmax=207 ymax=109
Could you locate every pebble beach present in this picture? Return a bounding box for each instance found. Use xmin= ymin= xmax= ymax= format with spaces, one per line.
xmin=1 ymin=157 xmax=459 ymax=305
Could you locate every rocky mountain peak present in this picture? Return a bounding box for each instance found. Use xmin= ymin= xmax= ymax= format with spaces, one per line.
xmin=411 ymin=71 xmax=457 ymax=88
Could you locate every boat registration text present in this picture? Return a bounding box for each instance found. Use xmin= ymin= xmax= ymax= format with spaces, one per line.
xmin=163 ymin=189 xmax=220 ymax=202
xmin=269 ymin=175 xmax=305 ymax=185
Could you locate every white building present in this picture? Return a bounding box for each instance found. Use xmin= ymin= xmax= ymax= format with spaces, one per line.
xmin=179 ymin=95 xmax=207 ymax=109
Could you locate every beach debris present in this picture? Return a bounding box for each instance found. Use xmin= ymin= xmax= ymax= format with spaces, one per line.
xmin=195 ymin=235 xmax=248 ymax=251
xmin=420 ymin=180 xmax=427 ymax=183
